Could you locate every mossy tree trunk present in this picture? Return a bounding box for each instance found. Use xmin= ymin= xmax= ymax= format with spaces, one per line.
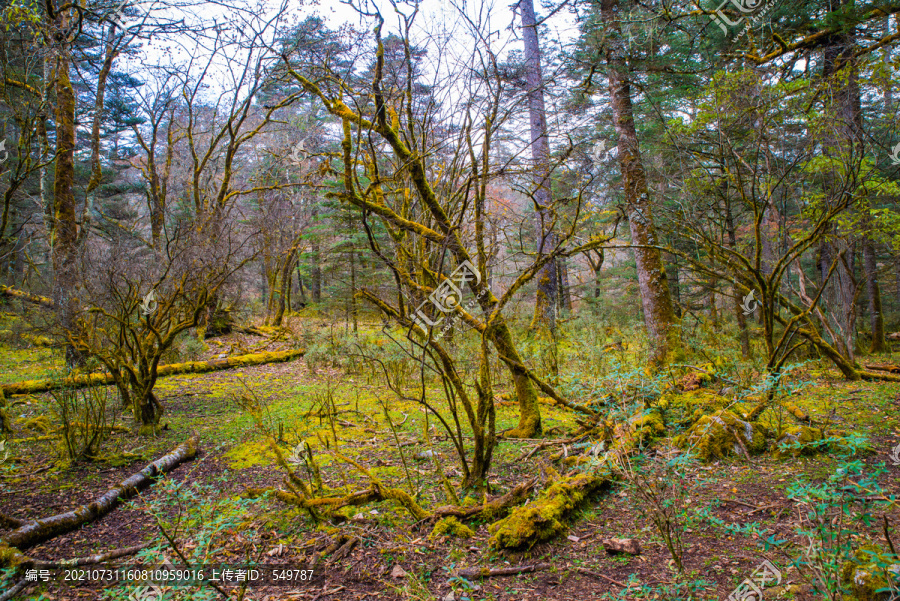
xmin=600 ymin=0 xmax=678 ymax=367
xmin=50 ymin=25 xmax=83 ymax=368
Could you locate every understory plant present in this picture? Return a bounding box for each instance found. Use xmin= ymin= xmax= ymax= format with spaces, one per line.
xmin=614 ymin=447 xmax=701 ymax=573
xmin=107 ymin=476 xmax=263 ymax=601
xmin=787 ymin=460 xmax=900 ymax=600
xmin=50 ymin=384 xmax=121 ymax=462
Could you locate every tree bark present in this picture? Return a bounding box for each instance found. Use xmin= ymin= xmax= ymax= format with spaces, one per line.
xmin=520 ymin=0 xmax=559 ymax=333
xmin=863 ymin=231 xmax=886 ymax=352
xmin=600 ymin=0 xmax=678 ymax=366
xmin=50 ymin=38 xmax=82 ymax=368
xmin=724 ymin=195 xmax=751 ymax=358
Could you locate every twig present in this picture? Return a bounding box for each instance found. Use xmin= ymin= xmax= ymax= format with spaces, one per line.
xmin=748 ymin=503 xmax=782 ymax=515
xmin=574 ymin=566 xmax=628 ymax=587
xmin=723 ymin=498 xmax=759 ymax=509
xmin=885 ymin=515 xmax=897 ymax=558
xmin=457 ymin=562 xmax=550 ymax=578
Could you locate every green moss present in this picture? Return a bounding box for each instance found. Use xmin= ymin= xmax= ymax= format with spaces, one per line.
xmin=17 ymin=415 xmax=52 ymax=434
xmin=428 ymin=517 xmax=475 ymax=540
xmin=841 ymin=545 xmax=900 ymax=601
xmin=630 ymin=408 xmax=665 ymax=443
xmin=660 ymin=390 xmax=734 ymax=426
xmin=488 ymin=471 xmax=607 ymax=550
xmin=674 ymin=410 xmax=767 ymax=462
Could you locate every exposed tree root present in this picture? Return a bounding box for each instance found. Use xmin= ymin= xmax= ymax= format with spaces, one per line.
xmin=0 ymin=435 xmax=199 ymax=568
xmin=0 ymin=285 xmax=54 ymax=308
xmin=1 ymin=350 xmax=305 ymax=396
xmin=457 ymin=562 xmax=550 ymax=578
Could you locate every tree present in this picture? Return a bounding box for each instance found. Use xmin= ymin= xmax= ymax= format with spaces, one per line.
xmin=518 ymin=0 xmax=559 ymax=334
xmin=593 ymin=0 xmax=679 ymax=366
xmin=280 ymin=5 xmax=608 ymax=439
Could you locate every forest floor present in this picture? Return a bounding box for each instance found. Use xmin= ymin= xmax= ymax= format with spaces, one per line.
xmin=1 ymin=316 xmax=900 ymax=601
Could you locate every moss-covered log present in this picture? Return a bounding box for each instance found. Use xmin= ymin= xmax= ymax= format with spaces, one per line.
xmin=488 ymin=409 xmax=661 ymax=550
xmin=0 ymin=285 xmax=54 ymax=308
xmin=488 ymin=471 xmax=610 ymax=550
xmin=0 ymin=435 xmax=199 ymax=567
xmin=1 ymin=349 xmax=305 ymax=397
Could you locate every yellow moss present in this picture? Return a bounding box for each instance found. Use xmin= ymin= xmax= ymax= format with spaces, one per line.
xmin=17 ymin=415 xmax=52 ymax=434
xmin=489 ymin=471 xmax=608 ymax=550
xmin=428 ymin=516 xmax=475 ymax=541
xmin=630 ymin=409 xmax=665 ymax=443
xmin=0 ymin=542 xmax=28 ymax=568
xmin=772 ymin=426 xmax=860 ymax=459
xmin=22 ymin=334 xmax=53 ymax=347
xmin=225 ymin=439 xmax=277 ymax=469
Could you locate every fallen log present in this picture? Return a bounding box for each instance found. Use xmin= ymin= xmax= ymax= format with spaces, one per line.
xmin=0 ymin=286 xmax=54 ymax=308
xmin=1 ymin=349 xmax=305 ymax=397
xmin=864 ymin=363 xmax=900 ymax=375
xmin=488 ymin=410 xmax=662 ymax=550
xmin=431 ymin=478 xmax=537 ymax=521
xmin=0 ymin=435 xmax=199 ymax=567
xmin=457 ymin=562 xmax=550 ymax=578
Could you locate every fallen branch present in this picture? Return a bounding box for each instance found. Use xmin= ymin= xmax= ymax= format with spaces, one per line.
xmin=0 ymin=285 xmax=54 ymax=308
xmin=30 ymin=543 xmax=148 ymax=568
xmin=0 ymin=578 xmax=29 ymax=601
xmin=864 ymin=364 xmax=900 ymax=374
xmin=489 ymin=411 xmax=661 ymax=550
xmin=431 ymin=478 xmax=537 ymax=521
xmin=457 ymin=562 xmax=550 ymax=578
xmin=0 ymin=435 xmax=199 ymax=567
xmin=1 ymin=349 xmax=305 ymax=396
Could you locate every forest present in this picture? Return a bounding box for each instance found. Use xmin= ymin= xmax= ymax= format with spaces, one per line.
xmin=1 ymin=0 xmax=900 ymax=599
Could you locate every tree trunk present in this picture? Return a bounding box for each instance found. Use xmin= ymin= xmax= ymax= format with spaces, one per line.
xmin=820 ymin=0 xmax=863 ymax=363
xmin=724 ymin=196 xmax=751 ymax=357
xmin=558 ymin=255 xmax=572 ymax=313
xmin=50 ymin=43 xmax=82 ymax=368
xmin=863 ymin=232 xmax=886 ymax=352
xmin=520 ymin=0 xmax=558 ymax=333
xmin=350 ymin=250 xmax=358 ymax=334
xmin=600 ymin=0 xmax=678 ymax=366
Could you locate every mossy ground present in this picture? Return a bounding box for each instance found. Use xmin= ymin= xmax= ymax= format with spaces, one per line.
xmin=0 ymin=313 xmax=898 ymax=600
